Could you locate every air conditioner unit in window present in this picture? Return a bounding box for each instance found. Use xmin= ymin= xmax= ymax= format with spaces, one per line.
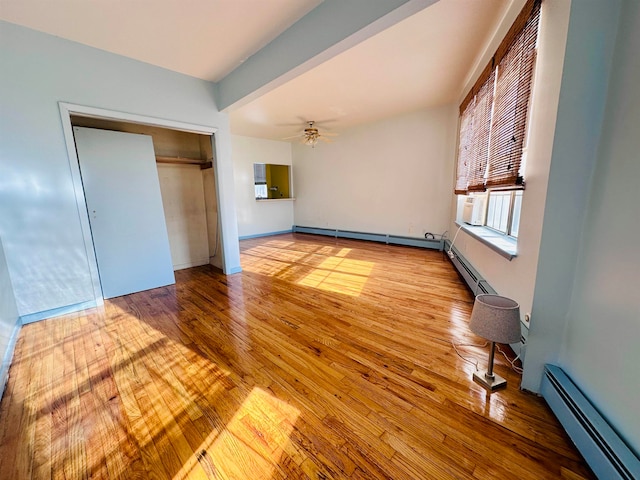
xmin=463 ymin=196 xmax=486 ymax=226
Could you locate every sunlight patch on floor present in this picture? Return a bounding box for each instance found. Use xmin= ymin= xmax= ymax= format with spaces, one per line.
xmin=262 ymin=240 xmax=294 ymax=249
xmin=257 ymin=245 xmax=309 ymax=261
xmin=315 ymin=246 xmax=351 ymax=257
xmin=298 ymin=256 xmax=374 ymax=297
xmin=100 ymin=302 xmax=236 ymax=479
xmin=241 ymin=245 xmax=357 ymax=281
xmin=242 ymin=256 xmax=291 ymax=277
xmin=174 ymin=387 xmax=301 ymax=480
xmin=241 ymin=244 xmax=315 ymax=278
xmin=243 ymin=245 xmax=309 ymax=264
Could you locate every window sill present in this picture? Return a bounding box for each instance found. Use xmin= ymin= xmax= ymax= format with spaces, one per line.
xmin=255 ymin=197 xmax=295 ymax=202
xmin=455 ymin=221 xmax=517 ymax=260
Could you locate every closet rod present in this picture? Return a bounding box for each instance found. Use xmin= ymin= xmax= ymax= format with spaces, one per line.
xmin=155 ymin=155 xmax=204 ymax=166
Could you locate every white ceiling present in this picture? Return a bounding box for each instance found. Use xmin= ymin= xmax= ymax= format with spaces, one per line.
xmin=0 ymin=0 xmax=508 ymax=141
xmin=231 ymin=0 xmax=509 ymax=140
xmin=0 ymin=0 xmax=322 ymax=81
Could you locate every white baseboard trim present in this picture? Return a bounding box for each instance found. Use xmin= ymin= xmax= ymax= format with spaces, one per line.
xmin=19 ymin=300 xmax=97 ymax=325
xmin=238 ymin=229 xmax=293 ymax=240
xmin=173 ymin=259 xmax=211 ymax=271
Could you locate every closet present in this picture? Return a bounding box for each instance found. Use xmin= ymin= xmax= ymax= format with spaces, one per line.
xmin=71 ymin=116 xmax=221 ymax=276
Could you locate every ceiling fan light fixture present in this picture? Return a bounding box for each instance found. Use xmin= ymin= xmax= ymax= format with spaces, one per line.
xmin=303 ymin=122 xmax=320 ymax=147
xmin=283 ymin=120 xmax=332 ymax=147
xmin=303 ymin=134 xmax=319 ymax=147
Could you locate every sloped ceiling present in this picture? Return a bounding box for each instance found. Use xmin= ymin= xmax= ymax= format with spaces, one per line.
xmin=229 ymin=0 xmax=509 ymax=140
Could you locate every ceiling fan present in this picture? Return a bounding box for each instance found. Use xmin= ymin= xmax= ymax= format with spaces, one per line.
xmin=283 ymin=121 xmax=338 ymax=147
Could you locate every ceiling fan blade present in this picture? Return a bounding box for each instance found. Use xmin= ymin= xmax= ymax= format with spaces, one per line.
xmin=276 ymin=116 xmax=315 ymax=127
xmin=277 ymin=117 xmax=340 ymax=128
xmin=278 ymin=117 xmax=341 ymax=144
xmin=313 ymin=118 xmax=340 ymax=125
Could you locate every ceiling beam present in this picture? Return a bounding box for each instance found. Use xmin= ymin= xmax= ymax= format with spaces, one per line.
xmin=215 ymin=0 xmax=438 ymax=112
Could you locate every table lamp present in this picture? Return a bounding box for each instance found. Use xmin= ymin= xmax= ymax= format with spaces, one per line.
xmin=469 ymin=294 xmax=521 ymax=391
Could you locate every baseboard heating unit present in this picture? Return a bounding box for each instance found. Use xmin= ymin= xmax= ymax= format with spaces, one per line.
xmin=292 ymin=226 xmax=443 ymax=250
xmin=541 ymin=364 xmax=640 ymax=480
xmin=443 ymin=240 xmax=497 ymax=295
xmin=443 ymin=239 xmax=530 ymax=358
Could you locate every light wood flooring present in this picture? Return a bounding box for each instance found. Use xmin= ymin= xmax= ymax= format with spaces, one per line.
xmin=0 ymin=233 xmax=594 ymax=479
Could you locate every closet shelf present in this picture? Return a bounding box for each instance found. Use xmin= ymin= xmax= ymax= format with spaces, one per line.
xmin=156 ymin=155 xmax=204 ymax=165
xmin=155 ymin=156 xmax=213 ymax=169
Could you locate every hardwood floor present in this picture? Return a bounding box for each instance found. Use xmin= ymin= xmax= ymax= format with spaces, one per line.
xmin=0 ymin=233 xmax=594 ymax=479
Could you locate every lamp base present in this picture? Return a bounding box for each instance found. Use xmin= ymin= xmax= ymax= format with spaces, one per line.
xmin=473 ymin=370 xmax=507 ymax=391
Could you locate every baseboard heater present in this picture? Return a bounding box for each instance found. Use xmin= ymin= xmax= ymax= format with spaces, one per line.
xmin=541 ymin=364 xmax=640 ymax=480
xmin=443 ymin=239 xmax=497 ymax=295
xmin=292 ymin=225 xmax=443 ymax=250
xmin=443 ymin=239 xmax=529 ymax=358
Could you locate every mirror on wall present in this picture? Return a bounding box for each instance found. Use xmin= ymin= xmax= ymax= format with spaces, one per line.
xmin=254 ymin=163 xmax=291 ymax=199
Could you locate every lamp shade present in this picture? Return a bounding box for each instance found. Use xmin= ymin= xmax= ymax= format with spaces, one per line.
xmin=469 ymin=294 xmax=521 ymax=344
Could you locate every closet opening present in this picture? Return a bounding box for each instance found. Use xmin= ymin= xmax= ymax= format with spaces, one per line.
xmin=69 ymin=115 xmax=222 ymax=274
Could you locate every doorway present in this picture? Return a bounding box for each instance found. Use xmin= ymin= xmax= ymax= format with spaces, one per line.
xmin=59 ymin=103 xmax=222 ymax=304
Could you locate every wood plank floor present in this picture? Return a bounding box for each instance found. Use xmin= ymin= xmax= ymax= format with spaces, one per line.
xmin=0 ymin=233 xmax=594 ymax=479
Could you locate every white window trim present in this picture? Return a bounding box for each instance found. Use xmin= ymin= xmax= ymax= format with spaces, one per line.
xmin=455 ymin=221 xmax=517 ymax=260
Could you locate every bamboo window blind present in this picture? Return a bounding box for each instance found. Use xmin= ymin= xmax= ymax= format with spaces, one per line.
xmin=455 ymin=0 xmax=541 ymax=194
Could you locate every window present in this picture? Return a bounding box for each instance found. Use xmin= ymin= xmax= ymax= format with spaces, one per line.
xmin=455 ymin=0 xmax=540 ymax=194
xmin=253 ymin=163 xmax=292 ymax=199
xmin=254 ymin=163 xmax=268 ymax=199
xmin=511 ymin=191 xmax=523 ymax=237
xmin=485 ymin=190 xmax=523 ymax=237
xmin=455 ymin=0 xmax=539 ymax=255
xmin=254 ymin=184 xmax=268 ymax=199
xmin=486 ymin=192 xmax=511 ymax=233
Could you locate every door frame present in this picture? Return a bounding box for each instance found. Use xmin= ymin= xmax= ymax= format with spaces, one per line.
xmin=59 ymin=102 xmax=217 ymax=305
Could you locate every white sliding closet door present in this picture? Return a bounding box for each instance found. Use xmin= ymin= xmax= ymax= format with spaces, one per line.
xmin=74 ymin=127 xmax=175 ymax=299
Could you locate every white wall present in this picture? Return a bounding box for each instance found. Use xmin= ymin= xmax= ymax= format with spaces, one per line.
xmin=523 ymin=0 xmax=622 ymax=391
xmin=293 ymin=107 xmax=457 ymax=237
xmin=157 ymin=164 xmax=210 ymax=270
xmin=232 ymin=135 xmax=294 ymax=238
xmin=0 ymin=21 xmax=241 ymax=316
xmin=0 ymin=236 xmax=20 ymax=392
xmin=447 ymin=0 xmax=571 ymax=333
xmin=559 ymin=0 xmax=639 ymax=454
